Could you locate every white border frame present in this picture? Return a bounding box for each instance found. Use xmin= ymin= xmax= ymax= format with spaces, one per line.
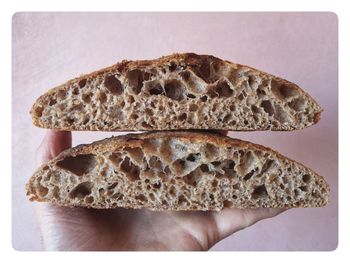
xmin=3 ymin=0 xmax=348 ymax=262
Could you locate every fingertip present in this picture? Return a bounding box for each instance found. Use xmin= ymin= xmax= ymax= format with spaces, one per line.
xmin=36 ymin=130 xmax=72 ymax=165
xmin=44 ymin=130 xmax=72 ymax=143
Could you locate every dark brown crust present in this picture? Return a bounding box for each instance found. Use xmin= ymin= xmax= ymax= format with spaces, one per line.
xmin=26 ymin=131 xmax=330 ymax=208
xmin=30 ymin=53 xmax=323 ymax=131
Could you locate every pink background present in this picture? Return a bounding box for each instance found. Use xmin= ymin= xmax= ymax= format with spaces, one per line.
xmin=12 ymin=12 xmax=338 ymax=250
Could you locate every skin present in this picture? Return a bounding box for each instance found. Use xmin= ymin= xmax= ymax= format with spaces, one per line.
xmin=35 ymin=130 xmax=286 ymax=251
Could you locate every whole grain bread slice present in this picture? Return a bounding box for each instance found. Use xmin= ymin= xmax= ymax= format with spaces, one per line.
xmin=26 ymin=131 xmax=329 ymax=211
xmin=31 ymin=53 xmax=322 ymax=131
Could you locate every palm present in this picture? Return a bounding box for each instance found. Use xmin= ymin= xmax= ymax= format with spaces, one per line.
xmin=34 ymin=131 xmax=284 ymax=251
xmin=37 ymin=203 xmax=282 ymax=250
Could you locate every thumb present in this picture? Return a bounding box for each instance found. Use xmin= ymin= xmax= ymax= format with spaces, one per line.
xmin=36 ymin=130 xmax=72 ymax=165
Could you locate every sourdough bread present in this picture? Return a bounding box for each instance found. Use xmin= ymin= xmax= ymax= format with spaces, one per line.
xmin=31 ymin=53 xmax=322 ymax=131
xmin=26 ymin=131 xmax=329 ymax=211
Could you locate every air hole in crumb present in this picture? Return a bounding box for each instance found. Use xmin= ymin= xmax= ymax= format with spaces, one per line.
xmin=149 ymin=193 xmax=155 ymax=201
xmin=57 ymin=154 xmax=96 ymax=176
xmin=248 ymin=75 xmax=257 ymax=88
xmin=180 ymin=70 xmax=191 ymax=81
xmin=69 ymin=182 xmax=93 ymax=199
xmin=52 ymin=186 xmax=60 ymax=199
xmin=169 ymin=61 xmax=177 ymax=71
xmin=260 ymin=159 xmax=275 ymax=175
xmin=261 ymin=100 xmax=274 ymax=116
xmin=211 ymin=161 xmax=221 ymax=167
xmin=274 ymin=104 xmax=291 ymax=123
xmin=141 ymin=121 xmax=152 ymax=129
xmin=72 ymin=87 xmax=79 ymax=95
xmin=212 ymin=180 xmax=218 ymax=187
xmin=302 ymin=174 xmax=311 ymax=183
xmin=312 ymin=191 xmax=321 ymax=198
xmin=200 ymin=96 xmax=208 ymax=102
xmin=178 ymin=195 xmax=188 ymax=205
xmin=299 ymin=186 xmax=308 ymax=192
xmin=257 ymin=88 xmax=266 ymax=97
xmin=211 ymin=80 xmax=233 ymax=98
xmin=187 ymin=93 xmax=196 ymax=99
xmin=189 ymin=104 xmax=198 ymax=112
xmin=104 ymin=75 xmax=123 ymax=95
xmin=153 ymin=182 xmax=162 ymax=189
xmin=172 ymin=159 xmax=186 ymax=174
xmin=120 ymin=156 xmax=140 ymax=181
xmin=98 ymin=92 xmax=107 ymax=103
xmin=209 ymin=194 xmax=214 ymax=201
xmin=127 ymin=95 xmax=135 ymax=104
xmin=148 ymin=83 xmax=164 ymax=95
xmin=82 ymin=93 xmax=92 ymax=103
xmin=178 ymin=113 xmax=187 ymax=122
xmin=294 ymin=189 xmax=299 ymax=197
xmin=232 ymin=195 xmax=238 ymax=199
xmin=238 ymin=93 xmax=244 ymax=100
xmin=126 ymin=69 xmax=144 ymax=95
xmin=229 ymin=104 xmax=236 ymax=111
xmin=251 ymin=105 xmax=259 ymax=113
xmin=288 ymin=98 xmax=306 ymax=112
xmin=37 ymin=185 xmax=49 ymax=197
xmin=199 ymin=164 xmax=209 ymax=173
xmin=243 ymin=169 xmax=256 ymax=181
xmin=169 ymin=186 xmax=176 ymax=197
xmin=252 ymin=185 xmax=268 ymax=199
xmin=124 ymin=147 xmax=144 ymax=164
xmin=186 ymin=153 xmax=200 ymax=162
xmin=271 ymin=80 xmax=299 ymax=99
xmin=49 ymin=99 xmax=57 ymax=106
xmin=135 ymin=194 xmax=147 ymax=202
xmin=130 ymin=114 xmax=138 ymax=120
xmin=232 ymin=183 xmax=240 ymax=190
xmin=108 ymin=182 xmax=118 ymax=190
xmin=66 ymin=117 xmax=75 ymax=125
xmin=85 ymin=196 xmax=94 ymax=204
xmin=109 ymin=153 xmax=122 ymax=167
xmin=148 ymin=156 xmax=163 ymax=171
xmin=223 ymin=200 xmax=233 ymax=208
xmin=223 ymin=114 xmax=232 ymax=123
xmin=57 ymin=90 xmax=66 ymax=100
xmin=280 ymin=184 xmax=285 ymax=190
xmin=78 ymin=78 xmax=87 ymax=88
xmin=164 ymin=80 xmax=184 ymax=101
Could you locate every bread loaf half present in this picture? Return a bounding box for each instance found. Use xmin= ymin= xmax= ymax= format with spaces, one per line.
xmin=26 ymin=131 xmax=329 ymax=210
xmin=31 ymin=53 xmax=322 ymax=131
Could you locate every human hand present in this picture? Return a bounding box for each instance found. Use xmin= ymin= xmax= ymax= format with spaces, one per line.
xmin=35 ymin=130 xmax=286 ymax=251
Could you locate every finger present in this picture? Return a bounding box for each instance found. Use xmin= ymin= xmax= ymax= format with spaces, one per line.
xmin=216 ymin=130 xmax=228 ymax=136
xmin=36 ymin=130 xmax=72 ymax=165
xmin=212 ymin=207 xmax=288 ymax=241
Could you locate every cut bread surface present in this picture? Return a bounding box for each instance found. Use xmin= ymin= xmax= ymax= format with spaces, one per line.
xmin=31 ymin=53 xmax=322 ymax=131
xmin=26 ymin=131 xmax=329 ymax=211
